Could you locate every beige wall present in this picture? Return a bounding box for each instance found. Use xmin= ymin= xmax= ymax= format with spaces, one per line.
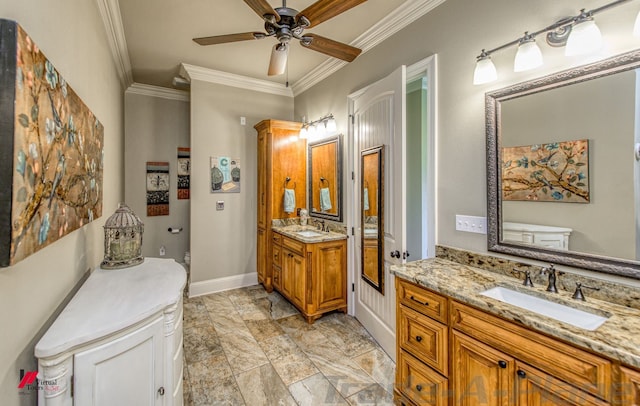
xmin=124 ymin=91 xmax=190 ymax=261
xmin=189 ymin=80 xmax=293 ymax=284
xmin=0 ymin=0 xmax=124 ymax=404
xmin=294 ymin=0 xmax=640 ymax=282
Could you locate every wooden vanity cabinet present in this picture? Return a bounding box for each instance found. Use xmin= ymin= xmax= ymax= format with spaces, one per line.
xmin=255 ymin=119 xmax=305 ymax=292
xmin=394 ymin=278 xmax=623 ymax=406
xmin=272 ymin=231 xmax=347 ymax=323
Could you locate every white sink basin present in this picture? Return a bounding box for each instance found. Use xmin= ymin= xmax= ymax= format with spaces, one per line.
xmin=480 ymin=286 xmax=608 ymax=331
xmin=296 ymin=230 xmax=324 ymax=238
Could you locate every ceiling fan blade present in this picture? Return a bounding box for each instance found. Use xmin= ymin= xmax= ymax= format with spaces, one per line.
xmin=268 ymin=43 xmax=288 ymax=76
xmin=302 ymin=34 xmax=362 ymax=62
xmin=297 ymin=0 xmax=367 ymax=28
xmin=243 ymin=0 xmax=280 ymax=22
xmin=193 ymin=32 xmax=266 ymax=46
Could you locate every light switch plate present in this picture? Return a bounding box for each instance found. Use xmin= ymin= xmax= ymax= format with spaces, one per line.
xmin=216 ymin=201 xmax=224 ymax=211
xmin=456 ymin=215 xmax=487 ymax=234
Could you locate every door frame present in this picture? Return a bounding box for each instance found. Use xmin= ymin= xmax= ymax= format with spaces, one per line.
xmin=346 ymin=55 xmax=437 ymax=316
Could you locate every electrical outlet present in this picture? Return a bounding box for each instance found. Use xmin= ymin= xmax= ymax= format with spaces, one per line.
xmin=455 ymin=215 xmax=487 ymax=234
xmin=159 ymin=245 xmax=166 ymax=256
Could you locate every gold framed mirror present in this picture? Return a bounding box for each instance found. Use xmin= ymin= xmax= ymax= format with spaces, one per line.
xmin=361 ymin=145 xmax=384 ymax=293
xmin=308 ymin=135 xmax=343 ymax=222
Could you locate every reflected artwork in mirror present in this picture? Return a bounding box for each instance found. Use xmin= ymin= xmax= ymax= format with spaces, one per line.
xmin=361 ymin=145 xmax=384 ymax=293
xmin=486 ymin=48 xmax=640 ymax=279
xmin=308 ymin=135 xmax=343 ymax=222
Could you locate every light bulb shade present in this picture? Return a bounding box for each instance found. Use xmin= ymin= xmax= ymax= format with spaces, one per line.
xmin=268 ymin=43 xmax=288 ymax=76
xmin=307 ymin=124 xmax=317 ymax=137
xmin=299 ymin=126 xmax=308 ymax=139
xmin=473 ymin=56 xmax=497 ymax=85
xmin=565 ymin=18 xmax=602 ymax=56
xmin=326 ymin=117 xmax=337 ymax=133
xmin=634 ymin=10 xmax=640 ymax=37
xmin=514 ymin=39 xmax=543 ymax=72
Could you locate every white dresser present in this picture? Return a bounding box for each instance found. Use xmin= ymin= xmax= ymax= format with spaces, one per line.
xmin=502 ymin=221 xmax=573 ymax=251
xmin=35 ymin=258 xmax=186 ymax=406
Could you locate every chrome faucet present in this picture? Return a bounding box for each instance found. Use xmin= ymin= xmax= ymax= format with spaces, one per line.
xmin=541 ymin=264 xmax=564 ymax=293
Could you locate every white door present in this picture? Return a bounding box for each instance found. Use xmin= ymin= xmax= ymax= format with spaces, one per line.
xmin=349 ymin=65 xmax=406 ymax=360
xmin=74 ymin=315 xmax=164 ymax=406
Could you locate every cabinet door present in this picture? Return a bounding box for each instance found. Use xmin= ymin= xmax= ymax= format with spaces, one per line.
xmin=257 ymin=227 xmax=266 ymax=283
xmin=515 ymin=362 xmax=609 ymax=406
xmin=618 ymin=366 xmax=640 ymax=405
xmin=281 ymin=250 xmax=294 ymax=298
xmin=74 ymin=315 xmax=164 ymax=406
xmin=313 ymin=241 xmax=346 ymax=311
xmin=290 ymin=251 xmax=307 ymax=309
xmin=452 ymin=330 xmax=515 ymax=406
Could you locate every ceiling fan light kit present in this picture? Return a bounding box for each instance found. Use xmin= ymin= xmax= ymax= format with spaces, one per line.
xmin=193 ymin=0 xmax=367 ymax=76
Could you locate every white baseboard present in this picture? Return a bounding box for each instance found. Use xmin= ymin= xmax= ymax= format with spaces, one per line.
xmin=188 ymin=272 xmax=258 ymax=298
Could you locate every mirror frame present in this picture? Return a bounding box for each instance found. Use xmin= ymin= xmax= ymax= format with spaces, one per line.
xmin=308 ymin=135 xmax=343 ymax=222
xmin=361 ymin=145 xmax=385 ymax=293
xmin=487 ymin=48 xmax=640 ymax=279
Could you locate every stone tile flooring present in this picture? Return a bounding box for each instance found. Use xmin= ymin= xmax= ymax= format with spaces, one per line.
xmin=183 ymin=285 xmax=396 ymax=405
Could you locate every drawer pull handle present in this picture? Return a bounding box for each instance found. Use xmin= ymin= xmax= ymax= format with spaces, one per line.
xmin=415 ymin=335 xmax=423 ymax=343
xmin=498 ymin=360 xmax=507 ymax=369
xmin=416 ymin=384 xmax=423 ymax=392
xmin=410 ymin=295 xmax=429 ymax=306
xmin=517 ymin=370 xmax=527 ymax=378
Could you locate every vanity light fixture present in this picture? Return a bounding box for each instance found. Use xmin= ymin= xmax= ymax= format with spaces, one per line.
xmin=473 ymin=0 xmax=636 ymax=84
xmin=299 ymin=114 xmax=337 ymax=139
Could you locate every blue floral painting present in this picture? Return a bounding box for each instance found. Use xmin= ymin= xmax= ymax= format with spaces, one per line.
xmin=502 ymin=139 xmax=589 ymax=203
xmin=0 ymin=20 xmax=104 ymax=266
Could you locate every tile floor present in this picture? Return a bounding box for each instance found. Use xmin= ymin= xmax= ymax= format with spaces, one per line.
xmin=182 ymin=285 xmax=396 ymax=405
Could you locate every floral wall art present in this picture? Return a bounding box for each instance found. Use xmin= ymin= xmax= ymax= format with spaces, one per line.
xmin=502 ymin=139 xmax=590 ymax=203
xmin=0 ymin=20 xmax=104 ymax=267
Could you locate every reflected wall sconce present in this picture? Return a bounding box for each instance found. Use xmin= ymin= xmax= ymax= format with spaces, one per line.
xmin=299 ymin=114 xmax=337 ymax=139
xmin=473 ymin=0 xmax=640 ymax=85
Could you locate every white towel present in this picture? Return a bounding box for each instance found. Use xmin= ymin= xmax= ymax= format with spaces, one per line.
xmin=363 ymin=188 xmax=370 ymax=211
xmin=320 ymin=187 xmax=332 ymax=211
xmin=284 ymin=188 xmax=296 ymax=213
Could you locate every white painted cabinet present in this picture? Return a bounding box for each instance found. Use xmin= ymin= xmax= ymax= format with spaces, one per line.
xmin=502 ymin=222 xmax=572 ymax=251
xmin=35 ymin=258 xmax=186 ymax=406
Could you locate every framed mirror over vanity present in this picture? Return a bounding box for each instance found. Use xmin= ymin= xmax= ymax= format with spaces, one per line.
xmin=308 ymin=135 xmax=343 ymax=222
xmin=486 ymin=49 xmax=640 ymax=278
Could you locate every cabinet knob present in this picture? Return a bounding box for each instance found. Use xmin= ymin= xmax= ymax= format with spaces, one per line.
xmin=517 ymin=370 xmax=527 ymax=378
xmin=415 ymin=335 xmax=423 ymax=343
xmin=498 ymin=360 xmax=507 ymax=369
xmin=416 ymin=384 xmax=423 ymax=392
xmin=158 ymin=387 xmax=165 ymax=396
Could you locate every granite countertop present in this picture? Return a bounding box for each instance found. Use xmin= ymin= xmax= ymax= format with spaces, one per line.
xmin=272 ymin=224 xmax=347 ymax=243
xmin=391 ymin=258 xmax=640 ymax=369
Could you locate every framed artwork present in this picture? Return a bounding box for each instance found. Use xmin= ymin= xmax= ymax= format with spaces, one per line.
xmin=502 ymin=139 xmax=590 ymax=203
xmin=177 ymin=147 xmax=190 ymax=199
xmin=146 ymin=162 xmax=169 ymax=216
xmin=0 ymin=20 xmax=104 ymax=267
xmin=210 ymin=156 xmax=240 ymax=193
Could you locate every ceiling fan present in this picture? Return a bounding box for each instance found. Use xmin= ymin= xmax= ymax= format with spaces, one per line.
xmin=193 ymin=0 xmax=367 ymax=76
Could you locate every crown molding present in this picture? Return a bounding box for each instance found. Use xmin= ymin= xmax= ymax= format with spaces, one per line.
xmin=126 ymin=83 xmax=190 ymax=101
xmin=179 ymin=64 xmax=294 ymax=98
xmin=95 ymin=0 xmax=133 ymax=88
xmin=292 ymin=0 xmax=447 ymax=96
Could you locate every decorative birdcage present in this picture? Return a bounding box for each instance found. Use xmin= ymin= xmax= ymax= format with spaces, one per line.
xmin=101 ymin=203 xmax=144 ymax=269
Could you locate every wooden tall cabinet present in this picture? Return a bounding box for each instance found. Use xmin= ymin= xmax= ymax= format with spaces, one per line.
xmin=255 ymin=119 xmax=305 ymax=292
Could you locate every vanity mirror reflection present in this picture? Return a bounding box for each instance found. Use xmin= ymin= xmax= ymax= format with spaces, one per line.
xmin=308 ymin=135 xmax=343 ymax=222
xmin=361 ymin=145 xmax=384 ymax=293
xmin=487 ymin=49 xmax=640 ymax=279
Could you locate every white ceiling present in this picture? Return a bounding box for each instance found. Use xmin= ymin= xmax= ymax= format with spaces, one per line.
xmin=104 ymin=0 xmax=444 ymax=94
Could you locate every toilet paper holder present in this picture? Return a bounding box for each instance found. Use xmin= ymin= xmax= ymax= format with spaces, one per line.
xmin=168 ymin=227 xmax=183 ymax=234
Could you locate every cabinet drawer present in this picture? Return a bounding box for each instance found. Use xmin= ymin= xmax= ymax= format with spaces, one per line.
xmin=283 ymin=236 xmax=305 ymax=256
xmin=397 ymin=350 xmax=448 ymax=406
xmin=397 ymin=279 xmax=448 ymax=324
xmin=272 ymin=245 xmax=281 ymax=267
xmin=273 ymin=266 xmax=281 ymax=289
xmin=398 ymin=305 xmax=448 ymax=376
xmin=450 ymin=300 xmax=611 ymax=401
xmin=272 ymin=232 xmax=282 ymax=245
